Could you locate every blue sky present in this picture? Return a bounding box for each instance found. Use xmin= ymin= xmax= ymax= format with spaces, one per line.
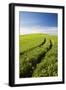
xmin=19 ymin=11 xmax=58 ymax=35
xmin=19 ymin=11 xmax=58 ymax=28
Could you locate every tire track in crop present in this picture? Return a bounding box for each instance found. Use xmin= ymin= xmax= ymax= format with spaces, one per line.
xmin=20 ymin=39 xmax=53 ymax=78
xmin=20 ymin=38 xmax=46 ymax=55
xmin=31 ymin=40 xmax=53 ymax=77
xmin=35 ymin=40 xmax=52 ymax=63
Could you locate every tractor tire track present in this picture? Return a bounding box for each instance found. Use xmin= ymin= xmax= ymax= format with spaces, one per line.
xmin=20 ymin=39 xmax=52 ymax=78
xmin=31 ymin=40 xmax=53 ymax=77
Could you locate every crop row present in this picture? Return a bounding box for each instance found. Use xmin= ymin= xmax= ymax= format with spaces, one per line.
xmin=19 ymin=39 xmax=52 ymax=78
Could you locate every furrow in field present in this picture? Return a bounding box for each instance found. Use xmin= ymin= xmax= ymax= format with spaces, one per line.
xmin=20 ymin=38 xmax=46 ymax=55
xmin=20 ymin=39 xmax=52 ymax=78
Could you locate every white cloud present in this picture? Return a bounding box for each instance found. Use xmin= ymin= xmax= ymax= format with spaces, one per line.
xmin=20 ymin=26 xmax=58 ymax=35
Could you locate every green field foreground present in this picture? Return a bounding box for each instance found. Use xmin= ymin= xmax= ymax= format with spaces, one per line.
xmin=19 ymin=33 xmax=58 ymax=78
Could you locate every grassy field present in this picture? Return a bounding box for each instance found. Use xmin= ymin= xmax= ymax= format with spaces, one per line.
xmin=19 ymin=33 xmax=58 ymax=78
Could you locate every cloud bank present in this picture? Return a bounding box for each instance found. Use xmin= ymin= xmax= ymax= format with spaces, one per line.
xmin=20 ymin=26 xmax=58 ymax=35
